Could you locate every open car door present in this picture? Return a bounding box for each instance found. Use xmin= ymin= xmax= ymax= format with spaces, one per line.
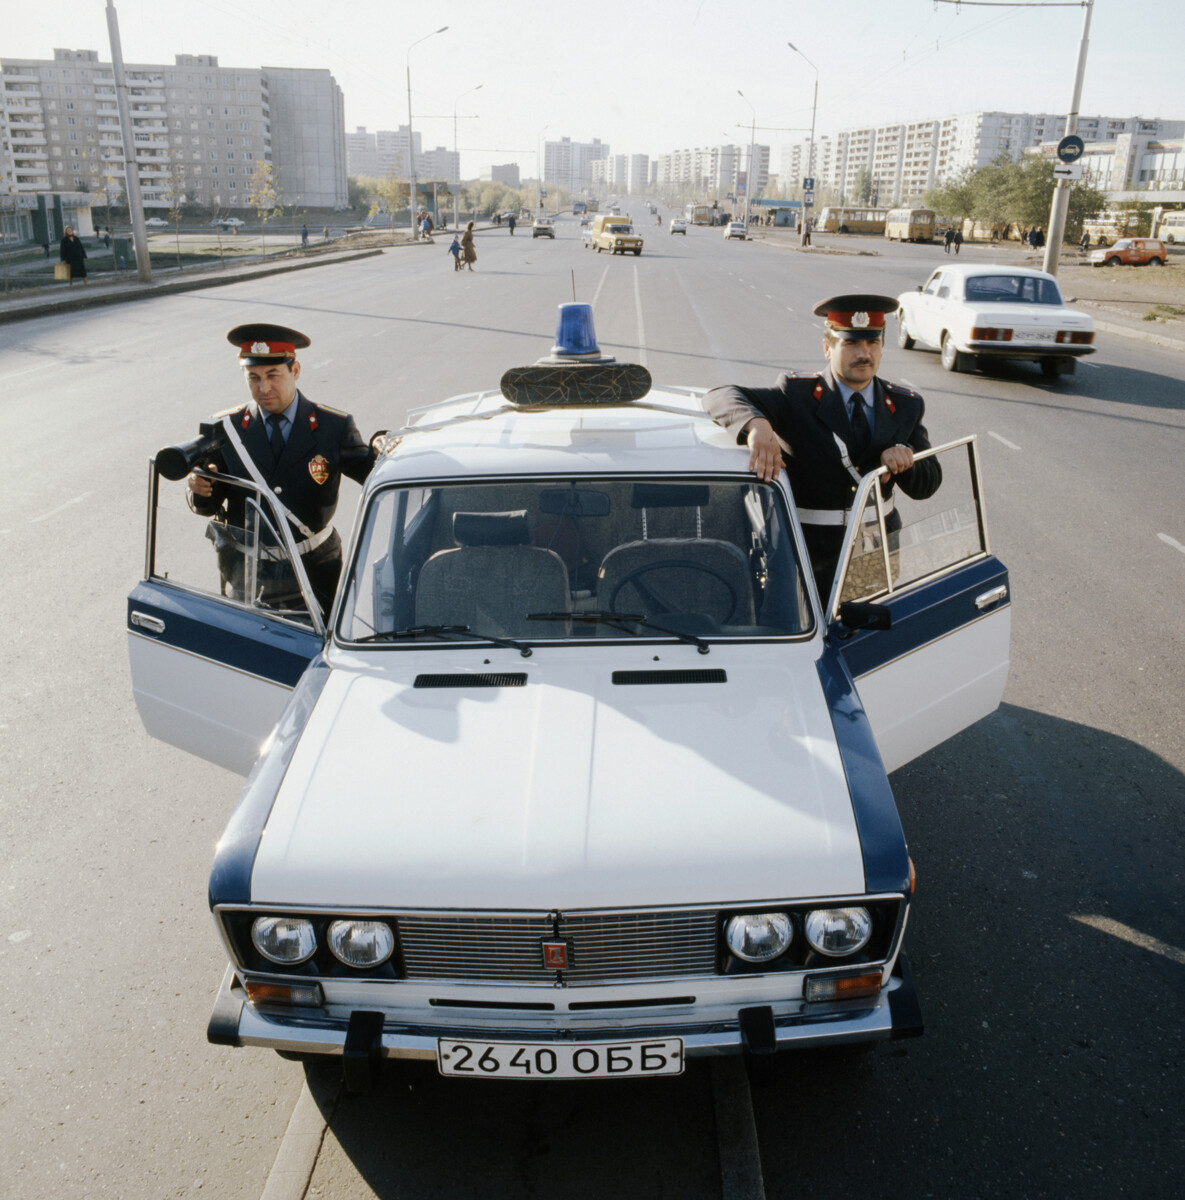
xmin=827 ymin=436 xmax=1010 ymax=774
xmin=127 ymin=461 xmax=323 ymax=776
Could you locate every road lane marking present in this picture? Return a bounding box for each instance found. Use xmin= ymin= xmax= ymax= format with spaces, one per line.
xmin=633 ymin=265 xmax=648 ymax=367
xmin=711 ymin=1058 xmax=766 ymax=1200
xmin=30 ymin=491 xmax=94 ymax=524
xmin=1158 ymin=533 xmax=1185 ymax=556
xmin=1072 ymin=914 xmax=1185 ymax=965
xmin=988 ymin=431 xmax=1021 ymax=451
xmin=1083 ymin=360 xmax=1099 ymax=368
xmin=591 ymin=264 xmax=611 ymax=311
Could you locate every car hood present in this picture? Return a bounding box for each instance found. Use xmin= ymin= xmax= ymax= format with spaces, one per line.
xmin=249 ymin=646 xmax=866 ymax=910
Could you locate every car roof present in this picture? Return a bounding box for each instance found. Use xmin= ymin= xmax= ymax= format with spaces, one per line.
xmin=928 ymin=263 xmax=1058 ymax=282
xmin=370 ymin=381 xmax=744 ymax=486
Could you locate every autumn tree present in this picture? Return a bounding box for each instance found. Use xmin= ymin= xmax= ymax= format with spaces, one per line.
xmin=247 ymin=160 xmax=283 ymax=252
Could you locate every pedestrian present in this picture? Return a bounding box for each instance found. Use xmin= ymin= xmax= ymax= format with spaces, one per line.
xmin=953 ymin=228 xmax=963 ymax=255
xmin=1019 ymin=227 xmax=1028 ymax=248
xmin=801 ymin=216 xmax=811 ymax=247
xmin=103 ymin=229 xmax=112 ymax=250
xmin=301 ymin=224 xmax=309 ymax=247
xmin=1028 ymin=227 xmax=1039 ymax=251
xmin=508 ymin=213 xmax=516 ymax=236
xmin=59 ymin=225 xmax=88 ymax=285
xmin=186 ymin=323 xmax=376 ymax=617
xmin=1035 ymin=227 xmax=1045 ymax=249
xmin=1079 ymin=230 xmax=1090 ymax=253
xmin=461 ymin=221 xmax=477 ymax=271
xmin=704 ymin=294 xmax=942 ymax=596
xmin=420 ymin=213 xmax=434 ymax=242
xmin=943 ymin=228 xmax=954 ymax=255
xmin=322 ymin=225 xmax=329 ymax=242
xmin=448 ymin=234 xmax=462 ymax=271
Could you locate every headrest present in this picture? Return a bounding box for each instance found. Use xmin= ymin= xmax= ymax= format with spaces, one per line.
xmin=631 ymin=483 xmax=711 ymax=509
xmin=452 ymin=511 xmax=531 ymax=547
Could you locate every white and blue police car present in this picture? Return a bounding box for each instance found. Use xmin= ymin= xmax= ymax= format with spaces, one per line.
xmin=128 ymin=304 xmax=1010 ymax=1088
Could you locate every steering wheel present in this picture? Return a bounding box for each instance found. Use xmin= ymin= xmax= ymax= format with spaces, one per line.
xmin=608 ymin=559 xmax=740 ymax=624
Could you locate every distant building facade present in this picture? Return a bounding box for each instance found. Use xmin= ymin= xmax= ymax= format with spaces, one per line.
xmin=543 ymin=136 xmax=609 ymax=194
xmin=481 ymin=163 xmax=520 ymax=188
xmin=0 ymin=46 xmax=348 ymax=211
xmin=778 ymin=111 xmax=1185 ymax=205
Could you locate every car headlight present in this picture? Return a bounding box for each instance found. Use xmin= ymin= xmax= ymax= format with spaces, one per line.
xmin=724 ymin=912 xmax=793 ymax=962
xmin=804 ymin=907 xmax=872 ymax=957
xmin=252 ymin=916 xmax=317 ymax=965
xmin=327 ymin=919 xmax=395 ymax=968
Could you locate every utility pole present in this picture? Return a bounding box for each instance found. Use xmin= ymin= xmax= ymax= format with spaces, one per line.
xmin=105 ymin=0 xmax=151 ymax=281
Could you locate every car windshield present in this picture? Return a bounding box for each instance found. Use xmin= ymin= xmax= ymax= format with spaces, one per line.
xmin=337 ymin=477 xmax=813 ymax=644
xmin=608 ymin=225 xmax=633 ymax=234
xmin=963 ymin=274 xmax=1064 ymax=305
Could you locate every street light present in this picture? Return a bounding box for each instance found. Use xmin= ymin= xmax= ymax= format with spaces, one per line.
xmin=787 ymin=41 xmax=818 ymax=245
xmin=406 ymin=25 xmax=448 ymax=238
xmin=537 ymin=125 xmax=550 ymax=214
xmin=452 ymin=83 xmax=482 ymax=230
xmin=737 ymin=91 xmax=756 ymax=226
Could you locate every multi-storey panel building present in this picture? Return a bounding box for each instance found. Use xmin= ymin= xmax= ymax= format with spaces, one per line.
xmin=543 ymin=137 xmax=609 ymax=194
xmin=0 ymin=47 xmax=347 ymax=211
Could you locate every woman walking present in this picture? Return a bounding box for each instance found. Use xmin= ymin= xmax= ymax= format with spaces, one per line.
xmin=60 ymin=225 xmax=88 ymax=285
xmin=461 ymin=222 xmax=477 ymax=272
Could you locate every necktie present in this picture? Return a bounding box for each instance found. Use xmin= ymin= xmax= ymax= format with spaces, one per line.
xmin=849 ymin=393 xmax=870 ymax=457
xmin=267 ymin=414 xmax=285 ymax=464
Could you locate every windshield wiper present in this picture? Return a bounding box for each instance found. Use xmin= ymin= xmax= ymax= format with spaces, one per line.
xmin=527 ymin=611 xmax=710 ymax=655
xmin=351 ymin=624 xmax=532 ymax=657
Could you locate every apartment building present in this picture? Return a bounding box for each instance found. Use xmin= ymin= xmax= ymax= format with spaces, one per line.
xmin=543 ymin=137 xmax=609 ymax=194
xmin=0 ymin=47 xmax=347 ymax=212
xmin=778 ymin=111 xmax=1184 ymax=205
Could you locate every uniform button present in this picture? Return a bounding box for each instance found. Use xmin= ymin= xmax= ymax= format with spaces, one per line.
xmin=274 ymin=486 xmax=282 ymax=494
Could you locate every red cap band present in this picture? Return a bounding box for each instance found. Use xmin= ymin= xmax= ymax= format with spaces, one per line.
xmin=240 ymin=340 xmax=296 ymax=358
xmin=825 ymin=311 xmax=885 ymax=331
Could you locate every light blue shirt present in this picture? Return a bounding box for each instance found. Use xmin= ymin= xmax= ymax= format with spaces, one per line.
xmin=835 ymin=380 xmax=874 ymax=437
xmin=257 ymin=396 xmax=299 ymax=443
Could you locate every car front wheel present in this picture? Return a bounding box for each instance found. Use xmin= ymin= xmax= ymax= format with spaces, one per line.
xmin=897 ymin=316 xmax=916 ymax=350
xmin=1105 ymin=257 xmax=1120 ymax=267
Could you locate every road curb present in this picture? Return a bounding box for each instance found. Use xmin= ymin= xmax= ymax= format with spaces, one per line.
xmin=260 ymin=1064 xmax=339 ymax=1200
xmin=0 ymin=248 xmax=385 ymax=326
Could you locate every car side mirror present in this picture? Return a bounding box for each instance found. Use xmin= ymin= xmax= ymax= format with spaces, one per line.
xmin=915 ymin=284 xmax=922 ymax=292
xmin=837 ymin=601 xmax=892 ymax=631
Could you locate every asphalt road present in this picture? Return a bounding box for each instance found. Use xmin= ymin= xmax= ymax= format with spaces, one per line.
xmin=1 ymin=206 xmax=1182 ymax=1200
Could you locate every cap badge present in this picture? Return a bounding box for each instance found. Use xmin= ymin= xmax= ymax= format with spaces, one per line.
xmin=852 ymin=312 xmax=870 ymax=328
xmin=308 ymin=455 xmax=329 ymax=485
xmin=250 ymin=341 xmax=271 ymax=354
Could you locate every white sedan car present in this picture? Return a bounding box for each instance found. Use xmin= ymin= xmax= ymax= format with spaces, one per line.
xmin=128 ymin=305 xmax=1010 ymax=1090
xmin=896 ymin=264 xmax=1095 ymax=379
xmin=723 ymin=221 xmax=747 ymax=240
xmin=144 ymin=217 xmax=169 ymax=227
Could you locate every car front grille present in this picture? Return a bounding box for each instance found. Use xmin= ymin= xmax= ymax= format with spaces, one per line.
xmin=396 ymin=909 xmax=719 ymax=986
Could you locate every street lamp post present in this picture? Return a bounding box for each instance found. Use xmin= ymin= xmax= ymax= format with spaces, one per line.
xmin=452 ymin=83 xmax=482 ymax=230
xmin=787 ymin=41 xmax=818 ymax=245
xmin=406 ymin=25 xmax=448 ymax=238
xmin=737 ymin=91 xmax=756 ymax=226
xmin=537 ymin=126 xmax=550 ymax=215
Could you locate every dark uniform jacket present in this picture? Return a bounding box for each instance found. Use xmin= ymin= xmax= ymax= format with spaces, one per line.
xmin=193 ymin=390 xmax=374 ymax=537
xmin=704 ymin=367 xmax=941 ymax=515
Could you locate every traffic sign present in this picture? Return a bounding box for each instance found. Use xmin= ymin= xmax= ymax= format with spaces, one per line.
xmin=803 ymin=176 xmax=815 ymax=190
xmin=1057 ymin=135 xmax=1085 ymax=164
xmin=803 ymin=191 xmax=815 ymax=204
xmin=1053 ymin=162 xmax=1083 ymax=180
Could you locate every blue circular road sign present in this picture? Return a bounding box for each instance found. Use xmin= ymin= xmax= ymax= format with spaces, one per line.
xmin=1057 ymin=135 xmax=1085 ymax=164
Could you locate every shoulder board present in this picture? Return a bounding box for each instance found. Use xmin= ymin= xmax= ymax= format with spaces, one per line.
xmin=882 ymin=379 xmax=922 ymax=400
xmin=211 ymin=404 xmax=246 ymax=419
xmin=783 ymin=370 xmax=822 ymax=381
xmin=314 ymin=403 xmax=350 ymax=418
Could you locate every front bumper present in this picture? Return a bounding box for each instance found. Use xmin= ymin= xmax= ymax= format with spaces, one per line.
xmin=208 ymin=956 xmax=923 ymax=1061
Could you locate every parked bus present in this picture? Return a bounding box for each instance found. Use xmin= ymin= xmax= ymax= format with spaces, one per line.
xmin=1153 ymin=210 xmax=1185 ymax=244
xmin=885 ymin=208 xmax=936 ymax=243
xmin=817 ymin=206 xmax=888 ymax=235
xmin=685 ymin=203 xmax=712 ymax=225
xmin=1083 ymin=208 xmax=1150 ymax=246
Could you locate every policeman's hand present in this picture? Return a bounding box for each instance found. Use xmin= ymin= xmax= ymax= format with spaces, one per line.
xmin=187 ymin=463 xmax=217 ymax=498
xmin=744 ymin=418 xmax=784 ymax=482
xmin=880 ymin=444 xmax=915 ymax=475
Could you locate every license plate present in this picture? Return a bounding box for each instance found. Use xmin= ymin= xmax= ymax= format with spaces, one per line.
xmin=436 ymin=1037 xmax=684 ymax=1079
xmin=1020 ymin=329 xmax=1055 ymax=342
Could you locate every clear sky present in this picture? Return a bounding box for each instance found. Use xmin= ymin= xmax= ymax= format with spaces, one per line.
xmin=4 ymin=0 xmax=1178 ymax=177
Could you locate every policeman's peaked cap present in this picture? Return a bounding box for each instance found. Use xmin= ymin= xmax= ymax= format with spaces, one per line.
xmin=227 ymin=323 xmax=311 ymax=365
xmin=813 ymin=294 xmax=898 ymax=340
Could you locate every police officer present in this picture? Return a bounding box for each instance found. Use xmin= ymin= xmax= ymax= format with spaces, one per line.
xmin=187 ymin=323 xmax=375 ymax=616
xmin=704 ymin=295 xmax=942 ymax=596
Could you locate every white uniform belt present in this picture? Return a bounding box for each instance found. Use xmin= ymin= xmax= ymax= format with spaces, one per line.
xmin=798 ymin=495 xmax=894 ymax=527
xmin=292 ymin=524 xmax=333 ymax=555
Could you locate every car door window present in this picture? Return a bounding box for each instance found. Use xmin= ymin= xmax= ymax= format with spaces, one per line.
xmin=834 ymin=437 xmax=988 ymax=612
xmin=149 ymin=470 xmax=317 ymax=629
xmin=922 ymin=272 xmax=942 ymax=296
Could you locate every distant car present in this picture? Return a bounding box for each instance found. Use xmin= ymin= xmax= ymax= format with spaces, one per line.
xmin=533 ymin=218 xmax=555 ymax=239
xmin=144 ymin=217 xmax=169 ymax=227
xmin=210 ymin=217 xmax=245 ymax=229
xmin=1089 ymin=238 xmax=1167 ymax=268
xmin=669 ymin=219 xmax=688 ymax=235
xmin=723 ymin=222 xmax=746 ymax=241
xmin=896 ymin=263 xmax=1096 ymax=379
xmin=580 ymin=215 xmax=592 ymax=227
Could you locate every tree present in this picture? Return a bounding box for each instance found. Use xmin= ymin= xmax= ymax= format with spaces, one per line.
xmin=924 ymin=167 xmax=977 ymax=225
xmin=247 ymin=160 xmax=283 ymax=253
xmin=163 ymin=164 xmax=187 ymax=268
xmin=853 ymin=167 xmax=873 ymax=204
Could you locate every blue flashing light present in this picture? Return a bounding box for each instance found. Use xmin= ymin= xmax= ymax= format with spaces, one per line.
xmin=552 ymin=303 xmax=601 ymax=357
